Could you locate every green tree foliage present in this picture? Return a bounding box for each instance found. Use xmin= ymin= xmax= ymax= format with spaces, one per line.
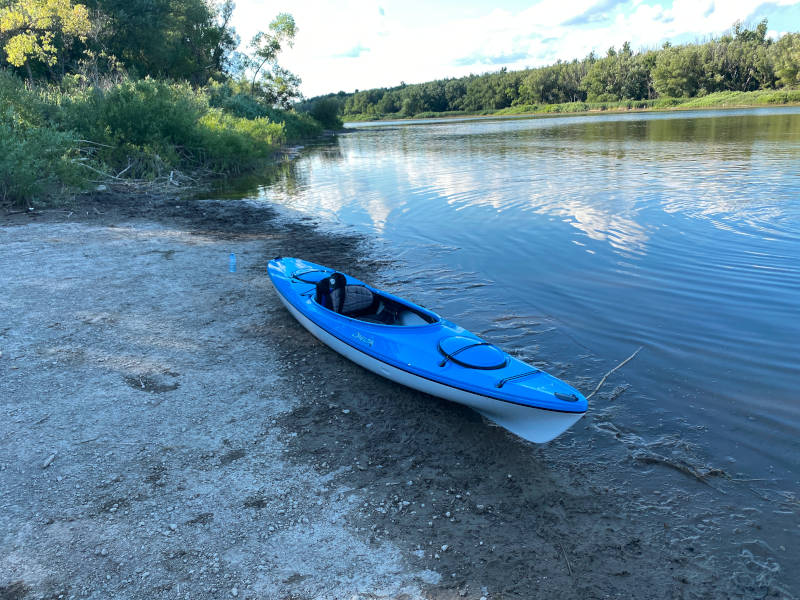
xmin=652 ymin=44 xmax=704 ymax=97
xmin=322 ymin=19 xmax=797 ymax=119
xmin=77 ymin=0 xmax=236 ymax=84
xmin=247 ymin=12 xmax=301 ymax=107
xmin=518 ymin=59 xmax=589 ymax=104
xmin=582 ymin=42 xmax=655 ymax=101
xmin=771 ymin=32 xmax=800 ymax=87
xmin=700 ymin=20 xmax=773 ymax=92
xmin=0 ymin=0 xmax=91 ymax=82
xmin=309 ymin=96 xmax=342 ymax=129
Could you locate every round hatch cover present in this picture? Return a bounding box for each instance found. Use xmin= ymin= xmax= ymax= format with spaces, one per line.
xmin=438 ymin=336 xmax=508 ymax=370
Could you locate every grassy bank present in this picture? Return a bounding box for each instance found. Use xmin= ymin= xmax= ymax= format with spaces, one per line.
xmin=344 ymin=88 xmax=800 ymax=123
xmin=0 ymin=72 xmax=329 ymax=208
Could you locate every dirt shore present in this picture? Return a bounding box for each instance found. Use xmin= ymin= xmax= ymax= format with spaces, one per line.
xmin=1 ymin=195 xmax=795 ymax=600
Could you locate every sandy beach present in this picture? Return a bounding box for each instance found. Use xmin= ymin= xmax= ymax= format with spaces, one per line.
xmin=1 ymin=195 xmax=795 ymax=600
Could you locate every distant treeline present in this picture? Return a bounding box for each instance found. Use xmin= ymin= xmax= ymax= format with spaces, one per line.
xmin=303 ymin=20 xmax=800 ymax=119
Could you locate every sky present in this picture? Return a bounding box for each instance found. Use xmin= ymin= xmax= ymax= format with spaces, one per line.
xmin=229 ymin=0 xmax=800 ymax=98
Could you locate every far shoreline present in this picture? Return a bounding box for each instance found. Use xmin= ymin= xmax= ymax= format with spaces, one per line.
xmin=343 ymin=89 xmax=800 ymax=126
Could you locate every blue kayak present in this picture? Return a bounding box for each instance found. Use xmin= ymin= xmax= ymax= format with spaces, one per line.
xmin=268 ymin=257 xmax=587 ymax=443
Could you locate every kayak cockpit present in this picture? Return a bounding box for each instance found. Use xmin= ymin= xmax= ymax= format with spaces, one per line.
xmin=313 ymin=272 xmax=438 ymax=326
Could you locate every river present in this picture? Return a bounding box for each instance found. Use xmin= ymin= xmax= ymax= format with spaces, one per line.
xmin=227 ymin=107 xmax=799 ymax=538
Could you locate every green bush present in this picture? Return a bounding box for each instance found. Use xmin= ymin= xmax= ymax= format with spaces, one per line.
xmin=57 ymin=78 xmax=207 ymax=173
xmin=194 ymin=109 xmax=285 ymax=172
xmin=56 ymin=78 xmax=296 ymax=176
xmin=309 ymin=97 xmax=343 ymax=129
xmin=0 ymin=114 xmax=81 ymax=206
xmin=208 ymin=82 xmax=271 ymax=120
xmin=208 ymin=80 xmax=325 ymax=137
xmin=0 ymin=71 xmax=84 ymax=205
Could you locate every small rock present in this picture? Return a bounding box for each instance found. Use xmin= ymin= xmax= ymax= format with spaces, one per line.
xmin=169 ymin=523 xmax=177 ymax=531
xmin=342 ymin=409 xmax=350 ymax=414
xmin=231 ymin=587 xmax=238 ymax=597
xmin=441 ymin=544 xmax=448 ymax=552
xmin=41 ymin=453 xmax=56 ymax=469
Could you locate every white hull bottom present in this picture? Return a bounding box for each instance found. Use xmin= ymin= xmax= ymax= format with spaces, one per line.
xmin=277 ymin=295 xmax=583 ymax=443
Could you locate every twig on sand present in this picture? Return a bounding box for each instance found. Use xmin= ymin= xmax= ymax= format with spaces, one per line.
xmin=586 ymin=346 xmax=643 ymax=400
xmin=558 ymin=542 xmax=573 ymax=576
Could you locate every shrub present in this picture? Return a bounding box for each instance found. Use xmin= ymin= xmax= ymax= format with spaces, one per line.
xmin=194 ymin=109 xmax=285 ymax=173
xmin=309 ymin=97 xmax=343 ymax=129
xmin=0 ymin=114 xmax=81 ymax=206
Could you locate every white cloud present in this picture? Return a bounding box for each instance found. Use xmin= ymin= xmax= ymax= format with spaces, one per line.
xmin=230 ymin=0 xmax=800 ymax=97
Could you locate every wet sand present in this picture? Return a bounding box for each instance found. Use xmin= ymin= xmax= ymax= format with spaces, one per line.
xmin=1 ymin=195 xmax=796 ymax=599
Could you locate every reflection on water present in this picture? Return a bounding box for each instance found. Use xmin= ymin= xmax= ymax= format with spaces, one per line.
xmin=236 ymin=107 xmax=800 ymax=483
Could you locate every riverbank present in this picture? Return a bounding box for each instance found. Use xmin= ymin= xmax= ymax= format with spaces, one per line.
xmin=343 ymin=89 xmax=800 ymax=123
xmin=1 ymin=196 xmax=796 ymax=599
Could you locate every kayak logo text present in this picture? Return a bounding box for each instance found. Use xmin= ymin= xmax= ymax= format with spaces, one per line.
xmin=352 ymin=331 xmax=374 ymax=347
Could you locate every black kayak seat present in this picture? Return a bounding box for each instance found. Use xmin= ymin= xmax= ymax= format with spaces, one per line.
xmin=316 ymin=272 xmax=376 ymax=316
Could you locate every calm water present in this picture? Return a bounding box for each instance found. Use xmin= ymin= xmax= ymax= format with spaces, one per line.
xmin=241 ymin=108 xmax=800 ymax=483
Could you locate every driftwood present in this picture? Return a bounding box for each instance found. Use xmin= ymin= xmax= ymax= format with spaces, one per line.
xmin=586 ymin=346 xmax=643 ymax=400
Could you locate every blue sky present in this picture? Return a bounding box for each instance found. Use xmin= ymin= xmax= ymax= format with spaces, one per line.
xmin=230 ymin=0 xmax=800 ymax=97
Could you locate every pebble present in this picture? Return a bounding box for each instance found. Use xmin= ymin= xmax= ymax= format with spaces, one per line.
xmin=342 ymin=409 xmax=350 ymax=414
xmin=231 ymin=587 xmax=238 ymax=597
xmin=441 ymin=544 xmax=448 ymax=552
xmin=169 ymin=523 xmax=177 ymax=531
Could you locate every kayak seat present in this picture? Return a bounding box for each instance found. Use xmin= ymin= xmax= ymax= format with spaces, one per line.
xmin=315 ymin=272 xmax=435 ymax=326
xmin=316 ymin=272 xmax=378 ymax=316
xmin=335 ymin=284 xmax=376 ymax=316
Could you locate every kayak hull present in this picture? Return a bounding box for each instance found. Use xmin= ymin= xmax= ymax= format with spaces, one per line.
xmin=268 ymin=257 xmax=587 ymax=443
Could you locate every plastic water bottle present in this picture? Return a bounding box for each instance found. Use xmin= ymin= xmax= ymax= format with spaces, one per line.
xmin=229 ymin=253 xmax=236 ymax=273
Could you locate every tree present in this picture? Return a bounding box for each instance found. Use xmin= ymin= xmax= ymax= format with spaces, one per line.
xmin=78 ymin=0 xmax=237 ymax=84
xmin=653 ymin=45 xmax=703 ymax=97
xmin=0 ymin=0 xmax=91 ymax=82
xmin=771 ymin=32 xmax=800 ymax=87
xmin=700 ymin=20 xmax=773 ymax=92
xmin=582 ymin=43 xmax=653 ymax=101
xmin=249 ymin=12 xmax=296 ymax=92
